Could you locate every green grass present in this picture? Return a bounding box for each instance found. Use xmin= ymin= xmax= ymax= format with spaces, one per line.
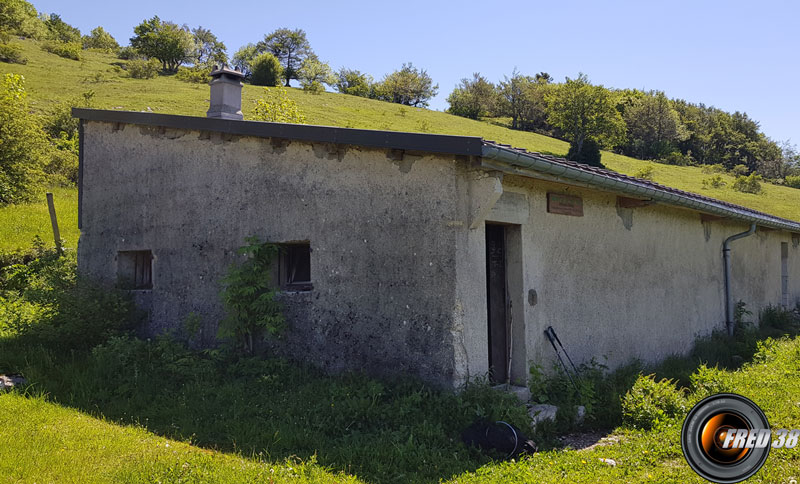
xmin=3 ymin=251 xmax=800 ymax=483
xmin=3 ymin=38 xmax=800 ymax=222
xmin=0 ymin=393 xmax=361 ymax=483
xmin=0 ymin=186 xmax=78 ymax=252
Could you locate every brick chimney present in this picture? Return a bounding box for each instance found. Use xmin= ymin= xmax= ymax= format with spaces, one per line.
xmin=207 ymin=65 xmax=245 ymax=120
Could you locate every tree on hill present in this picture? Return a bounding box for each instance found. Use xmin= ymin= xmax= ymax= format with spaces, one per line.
xmin=373 ymin=63 xmax=438 ymax=107
xmin=623 ymin=91 xmax=688 ymax=160
xmin=257 ymin=28 xmax=313 ymax=87
xmin=82 ymin=26 xmax=119 ymax=52
xmin=130 ymin=16 xmax=195 ymax=72
xmin=497 ymin=71 xmax=551 ymax=132
xmin=250 ymin=52 xmax=282 ymax=86
xmin=192 ymin=26 xmax=226 ymax=68
xmin=335 ymin=68 xmax=373 ymax=97
xmin=446 ymin=73 xmax=496 ymax=120
xmin=43 ymin=13 xmax=81 ymax=43
xmin=297 ymin=55 xmax=335 ymax=93
xmin=232 ymin=43 xmax=258 ymax=78
xmin=0 ymin=0 xmax=46 ymax=39
xmin=546 ymin=74 xmax=625 ymax=163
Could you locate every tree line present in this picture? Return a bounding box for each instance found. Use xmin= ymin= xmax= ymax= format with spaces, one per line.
xmin=2 ymin=0 xmax=797 ymax=195
xmin=445 ymin=71 xmax=799 ymax=179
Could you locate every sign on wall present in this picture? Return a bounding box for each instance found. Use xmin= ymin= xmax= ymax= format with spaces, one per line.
xmin=547 ymin=193 xmax=583 ymax=217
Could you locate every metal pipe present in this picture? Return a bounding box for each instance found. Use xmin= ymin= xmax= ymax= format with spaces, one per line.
xmin=723 ymin=223 xmax=757 ymax=336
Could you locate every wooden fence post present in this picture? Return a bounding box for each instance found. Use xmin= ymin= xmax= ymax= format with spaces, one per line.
xmin=46 ymin=192 xmax=63 ymax=256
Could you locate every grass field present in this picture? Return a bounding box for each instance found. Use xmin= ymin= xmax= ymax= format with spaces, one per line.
xmin=0 ymin=186 xmax=78 ymax=252
xmin=0 ymin=393 xmax=360 ymax=484
xmin=3 ymin=37 xmax=800 ymax=227
xmin=3 ymin=317 xmax=800 ymax=483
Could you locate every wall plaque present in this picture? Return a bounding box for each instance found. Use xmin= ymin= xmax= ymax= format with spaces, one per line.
xmin=547 ymin=193 xmax=583 ymax=216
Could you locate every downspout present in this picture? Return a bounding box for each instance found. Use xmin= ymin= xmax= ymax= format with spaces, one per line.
xmin=723 ymin=223 xmax=757 ymax=336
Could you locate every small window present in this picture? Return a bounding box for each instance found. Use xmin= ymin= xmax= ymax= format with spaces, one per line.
xmin=279 ymin=243 xmax=312 ymax=291
xmin=118 ymin=250 xmax=153 ymax=290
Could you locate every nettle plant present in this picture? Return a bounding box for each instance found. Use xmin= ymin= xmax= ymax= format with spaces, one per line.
xmin=218 ymin=237 xmax=285 ymax=354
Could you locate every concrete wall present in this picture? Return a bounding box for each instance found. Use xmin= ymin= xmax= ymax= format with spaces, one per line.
xmin=80 ymin=119 xmax=800 ymax=389
xmin=454 ymin=174 xmax=800 ymax=385
xmin=78 ymin=121 xmax=467 ymax=387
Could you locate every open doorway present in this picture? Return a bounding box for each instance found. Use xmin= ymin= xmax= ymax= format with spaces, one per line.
xmin=485 ymin=223 xmax=526 ymax=385
xmin=485 ymin=224 xmax=508 ymax=383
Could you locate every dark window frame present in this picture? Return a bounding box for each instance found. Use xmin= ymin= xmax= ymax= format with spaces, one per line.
xmin=117 ymin=250 xmax=153 ymax=290
xmin=278 ymin=243 xmax=312 ymax=292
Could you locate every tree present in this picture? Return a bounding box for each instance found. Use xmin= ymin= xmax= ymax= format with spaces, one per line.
xmin=335 ymin=68 xmax=372 ymax=97
xmin=623 ymin=91 xmax=688 ymax=160
xmin=232 ymin=43 xmax=258 ymax=78
xmin=192 ymin=26 xmax=226 ymax=67
xmin=373 ymin=63 xmax=438 ymax=107
xmin=546 ymin=74 xmax=626 ymax=161
xmin=43 ymin=13 xmax=81 ymax=43
xmin=446 ymin=73 xmax=496 ymax=120
xmin=497 ymin=70 xmax=550 ymax=132
xmin=0 ymin=74 xmax=46 ymax=204
xmin=250 ymin=52 xmax=282 ymax=86
xmin=0 ymin=0 xmax=45 ymax=39
xmin=257 ymin=28 xmax=313 ymax=87
xmin=566 ymin=138 xmax=602 ymax=167
xmin=130 ymin=16 xmax=195 ymax=72
xmin=82 ymin=26 xmax=119 ymax=52
xmin=297 ymin=55 xmax=334 ymax=93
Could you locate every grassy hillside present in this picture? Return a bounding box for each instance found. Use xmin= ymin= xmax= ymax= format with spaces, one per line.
xmin=3 ymin=38 xmax=800 ymax=227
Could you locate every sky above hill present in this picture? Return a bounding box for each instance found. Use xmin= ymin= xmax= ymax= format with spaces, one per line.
xmin=33 ymin=0 xmax=799 ymax=144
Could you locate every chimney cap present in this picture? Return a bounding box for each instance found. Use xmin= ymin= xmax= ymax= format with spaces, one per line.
xmin=209 ymin=65 xmax=245 ymax=80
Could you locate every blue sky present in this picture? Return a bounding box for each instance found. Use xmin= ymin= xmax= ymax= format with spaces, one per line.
xmin=34 ymin=0 xmax=799 ymax=143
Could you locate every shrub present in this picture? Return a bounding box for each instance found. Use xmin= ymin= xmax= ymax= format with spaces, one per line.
xmin=0 ymin=73 xmax=46 ymax=204
xmin=126 ymin=58 xmax=160 ymax=79
xmin=658 ymin=150 xmax=694 ymax=166
xmin=42 ymin=90 xmax=94 ymax=140
xmin=335 ymin=68 xmax=372 ymax=97
xmin=1 ymin=249 xmax=139 ymax=350
xmin=40 ymin=40 xmax=81 ymax=60
xmin=0 ymin=42 xmax=26 ymax=64
xmin=732 ymin=164 xmax=750 ymax=176
xmin=117 ymin=46 xmax=141 ymax=60
xmin=702 ymin=163 xmax=726 ymax=174
xmin=785 ymin=175 xmax=800 ymax=189
xmin=218 ymin=237 xmax=285 ymax=354
xmin=690 ymin=364 xmax=730 ymax=400
xmin=701 ymin=175 xmax=726 ymax=189
xmin=250 ymin=52 xmax=282 ymax=87
xmin=43 ymin=145 xmax=78 ymax=185
xmin=633 ymin=165 xmax=655 ymax=181
xmin=732 ymin=173 xmax=763 ymax=194
xmin=621 ymin=375 xmax=687 ymax=430
xmin=566 ymin=138 xmax=603 ymax=168
xmin=252 ymin=87 xmax=306 ymax=124
xmin=175 ymin=65 xmax=210 ymax=84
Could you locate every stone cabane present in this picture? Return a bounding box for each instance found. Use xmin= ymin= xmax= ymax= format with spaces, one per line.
xmin=75 ymin=108 xmax=800 ymax=390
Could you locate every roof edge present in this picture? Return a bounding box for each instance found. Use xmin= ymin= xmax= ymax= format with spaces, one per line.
xmin=482 ymin=143 xmax=800 ymax=233
xmin=72 ymin=108 xmax=485 ymax=156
